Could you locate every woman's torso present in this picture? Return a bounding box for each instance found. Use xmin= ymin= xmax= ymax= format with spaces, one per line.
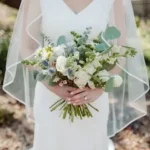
xmin=40 ymin=0 xmax=114 ymax=42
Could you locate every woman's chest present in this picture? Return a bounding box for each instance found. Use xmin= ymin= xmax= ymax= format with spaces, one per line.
xmin=40 ymin=0 xmax=114 ymax=40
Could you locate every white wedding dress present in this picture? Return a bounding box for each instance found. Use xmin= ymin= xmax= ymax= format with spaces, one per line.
xmin=32 ymin=0 xmax=114 ymax=150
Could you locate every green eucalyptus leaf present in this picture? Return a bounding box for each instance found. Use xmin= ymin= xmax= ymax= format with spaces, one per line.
xmin=105 ymin=77 xmax=114 ymax=92
xmin=104 ymin=26 xmax=121 ymax=40
xmin=96 ymin=43 xmax=109 ymax=52
xmin=98 ymin=32 xmax=103 ymax=41
xmin=49 ymin=79 xmax=57 ymax=86
xmin=57 ymin=36 xmax=66 ymax=46
xmin=36 ymin=73 xmax=46 ymax=81
xmin=101 ymin=45 xmax=113 ymax=54
xmin=48 ymin=76 xmax=57 ymax=86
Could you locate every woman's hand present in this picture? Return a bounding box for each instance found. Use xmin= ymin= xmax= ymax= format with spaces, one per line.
xmin=42 ymin=82 xmax=76 ymax=101
xmin=69 ymin=87 xmax=104 ymax=105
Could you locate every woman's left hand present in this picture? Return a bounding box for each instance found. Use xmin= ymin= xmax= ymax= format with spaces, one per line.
xmin=68 ymin=88 xmax=104 ymax=105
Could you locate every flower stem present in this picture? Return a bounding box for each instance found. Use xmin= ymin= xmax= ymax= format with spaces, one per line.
xmin=88 ymin=104 xmax=99 ymax=112
xmin=50 ymin=100 xmax=65 ymax=112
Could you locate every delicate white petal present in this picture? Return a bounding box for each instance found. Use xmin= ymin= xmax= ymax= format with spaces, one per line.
xmin=113 ymin=75 xmax=123 ymax=87
xmin=56 ymin=56 xmax=67 ymax=74
xmin=88 ymin=81 xmax=95 ymax=89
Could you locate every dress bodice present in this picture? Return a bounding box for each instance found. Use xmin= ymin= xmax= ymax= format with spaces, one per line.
xmin=40 ymin=0 xmax=114 ymax=42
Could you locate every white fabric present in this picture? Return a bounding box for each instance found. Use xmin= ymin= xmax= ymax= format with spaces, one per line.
xmin=32 ymin=82 xmax=109 ymax=150
xmin=32 ymin=1 xmax=111 ymax=149
xmin=3 ymin=0 xmax=149 ymax=146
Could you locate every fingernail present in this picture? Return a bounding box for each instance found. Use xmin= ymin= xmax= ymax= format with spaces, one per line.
xmin=67 ymin=98 xmax=71 ymax=101
xmin=68 ymin=102 xmax=72 ymax=104
xmin=73 ymin=103 xmax=76 ymax=106
xmin=70 ymin=92 xmax=74 ymax=95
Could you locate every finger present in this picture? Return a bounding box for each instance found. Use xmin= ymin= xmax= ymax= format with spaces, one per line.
xmin=71 ymin=91 xmax=88 ymax=101
xmin=67 ymin=86 xmax=77 ymax=92
xmin=74 ymin=95 xmax=94 ymax=105
xmin=72 ymin=96 xmax=90 ymax=105
xmin=73 ymin=100 xmax=87 ymax=106
xmin=70 ymin=88 xmax=87 ymax=95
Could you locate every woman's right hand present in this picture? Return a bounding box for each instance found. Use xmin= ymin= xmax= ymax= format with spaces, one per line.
xmin=42 ymin=82 xmax=76 ymax=101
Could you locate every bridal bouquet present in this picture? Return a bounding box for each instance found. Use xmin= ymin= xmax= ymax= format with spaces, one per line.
xmin=22 ymin=26 xmax=136 ymax=122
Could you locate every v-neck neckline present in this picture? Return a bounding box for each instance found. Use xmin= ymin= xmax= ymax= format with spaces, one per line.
xmin=62 ymin=0 xmax=97 ymax=16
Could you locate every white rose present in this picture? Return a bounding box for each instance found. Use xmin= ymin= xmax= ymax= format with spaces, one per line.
xmin=113 ymin=75 xmax=123 ymax=87
xmin=74 ymin=70 xmax=91 ymax=88
xmin=53 ymin=45 xmax=65 ymax=56
xmin=84 ymin=64 xmax=96 ymax=75
xmin=74 ymin=78 xmax=86 ymax=89
xmin=75 ymin=70 xmax=91 ymax=80
xmin=88 ymin=81 xmax=95 ymax=89
xmin=56 ymin=56 xmax=67 ymax=74
xmin=98 ymin=70 xmax=110 ymax=82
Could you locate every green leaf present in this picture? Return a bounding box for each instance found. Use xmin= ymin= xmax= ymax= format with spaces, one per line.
xmin=104 ymin=26 xmax=121 ymax=40
xmin=96 ymin=43 xmax=109 ymax=52
xmin=105 ymin=77 xmax=114 ymax=92
xmin=49 ymin=79 xmax=57 ymax=86
xmin=36 ymin=73 xmax=46 ymax=81
xmin=103 ymin=62 xmax=117 ymax=71
xmin=57 ymin=36 xmax=66 ymax=46
xmin=98 ymin=32 xmax=103 ymax=41
xmin=101 ymin=45 xmax=113 ymax=54
xmin=48 ymin=75 xmax=57 ymax=86
xmin=102 ymin=61 xmax=117 ymax=71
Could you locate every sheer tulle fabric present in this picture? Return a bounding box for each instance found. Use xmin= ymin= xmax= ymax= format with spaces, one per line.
xmin=3 ymin=0 xmax=149 ymax=137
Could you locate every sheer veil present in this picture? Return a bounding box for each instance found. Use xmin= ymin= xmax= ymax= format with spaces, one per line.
xmin=3 ymin=0 xmax=149 ymax=137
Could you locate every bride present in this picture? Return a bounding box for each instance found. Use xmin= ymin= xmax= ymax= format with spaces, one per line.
xmin=3 ymin=0 xmax=149 ymax=150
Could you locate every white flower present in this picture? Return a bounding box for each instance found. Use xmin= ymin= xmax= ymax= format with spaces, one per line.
xmin=88 ymin=81 xmax=95 ymax=89
xmin=113 ymin=75 xmax=123 ymax=87
xmin=36 ymin=47 xmax=42 ymax=56
xmin=108 ymin=58 xmax=117 ymax=64
xmin=74 ymin=78 xmax=88 ymax=89
xmin=101 ymin=54 xmax=109 ymax=60
xmin=92 ymin=59 xmax=102 ymax=68
xmin=53 ymin=45 xmax=66 ymax=56
xmin=56 ymin=56 xmax=67 ymax=74
xmin=84 ymin=64 xmax=96 ymax=75
xmin=42 ymin=50 xmax=49 ymax=60
xmin=112 ymin=45 xmax=121 ymax=53
xmin=74 ymin=51 xmax=80 ymax=60
xmin=98 ymin=70 xmax=110 ymax=82
xmin=42 ymin=70 xmax=49 ymax=75
xmin=86 ymin=41 xmax=95 ymax=47
xmin=66 ymin=41 xmax=75 ymax=47
xmin=74 ymin=70 xmax=91 ymax=88
xmin=53 ymin=77 xmax=60 ymax=82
